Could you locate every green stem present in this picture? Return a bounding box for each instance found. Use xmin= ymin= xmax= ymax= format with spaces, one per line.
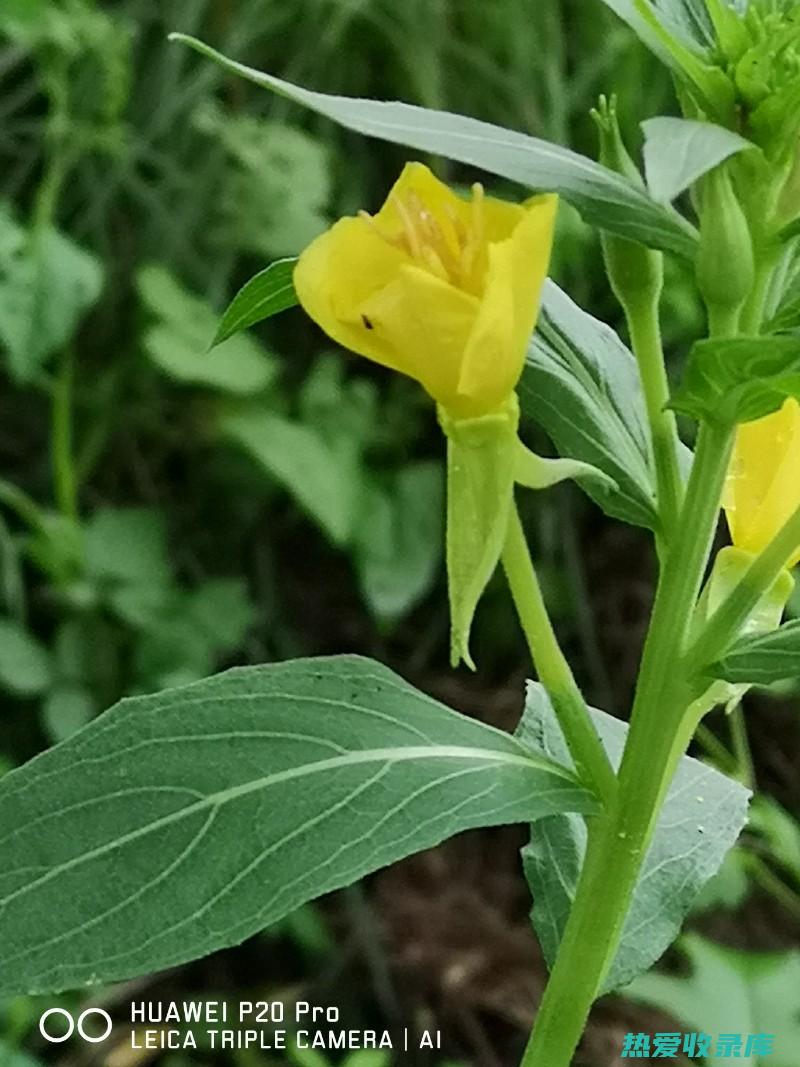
xmin=51 ymin=348 xmax=78 ymax=521
xmin=729 ymin=705 xmax=754 ymax=789
xmin=695 ymin=722 xmax=737 ymax=775
xmin=745 ymin=855 xmax=800 ymax=921
xmin=0 ymin=479 xmax=47 ymax=533
xmin=521 ymin=422 xmax=733 ymax=1067
xmin=686 ymin=500 xmax=800 ymax=673
xmin=739 ymin=253 xmax=777 ymax=335
xmin=707 ymin=301 xmax=741 ymax=339
xmin=627 ymin=296 xmax=684 ymax=541
xmin=501 ymin=501 xmax=617 ymax=807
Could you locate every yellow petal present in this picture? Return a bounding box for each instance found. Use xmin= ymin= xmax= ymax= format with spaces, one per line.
xmin=359 ymin=263 xmax=481 ymax=412
xmin=293 ymin=215 xmax=409 ymax=373
xmin=456 ymin=237 xmax=515 ymax=408
xmin=481 ymin=196 xmax=526 ymax=242
xmin=374 ymin=162 xmax=464 ymax=256
xmin=457 ymin=194 xmax=557 ymax=407
xmin=725 ymin=398 xmax=800 ymax=564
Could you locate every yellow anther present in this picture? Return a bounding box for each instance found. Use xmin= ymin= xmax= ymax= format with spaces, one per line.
xmin=392 ymin=193 xmax=425 ymax=260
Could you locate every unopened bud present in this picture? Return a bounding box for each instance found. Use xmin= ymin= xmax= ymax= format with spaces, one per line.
xmin=591 ymin=95 xmax=663 ymax=313
xmin=696 ymin=163 xmax=755 ymax=320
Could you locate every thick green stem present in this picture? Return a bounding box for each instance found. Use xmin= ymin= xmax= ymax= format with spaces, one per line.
xmin=501 ymin=501 xmax=617 ymax=807
xmin=627 ymin=296 xmax=684 ymax=541
xmin=520 ymin=423 xmax=733 ymax=1067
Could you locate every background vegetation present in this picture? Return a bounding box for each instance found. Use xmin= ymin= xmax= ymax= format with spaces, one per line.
xmin=0 ymin=1 xmax=796 ymax=1064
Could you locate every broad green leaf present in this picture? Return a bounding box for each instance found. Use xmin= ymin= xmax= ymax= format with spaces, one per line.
xmin=222 ymin=407 xmax=359 ymax=546
xmin=642 ymin=117 xmax=754 ymax=202
xmin=519 ymin=683 xmax=750 ymax=993
xmin=0 ymin=618 xmax=52 ymax=697
xmin=0 ymin=655 xmax=593 ymax=995
xmin=0 ymin=208 xmax=103 ymax=382
xmin=84 ymin=507 xmax=171 ymax=587
xmin=186 ymin=579 xmax=255 ymax=655
xmin=138 ymin=266 xmax=277 ymax=396
xmin=520 ymin=281 xmax=669 ymax=531
xmin=671 ymin=335 xmax=800 ymax=425
xmin=197 ymin=107 xmax=331 ymax=259
xmin=213 ymin=259 xmax=299 ymax=346
xmin=355 ymin=462 xmax=444 ymax=624
xmin=170 ymin=35 xmax=698 ymax=258
xmin=627 ymin=936 xmax=800 ymax=1067
xmin=710 ymin=619 xmax=800 ymax=684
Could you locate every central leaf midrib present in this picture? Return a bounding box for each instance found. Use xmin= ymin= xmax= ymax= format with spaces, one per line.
xmin=0 ymin=743 xmax=567 ymax=912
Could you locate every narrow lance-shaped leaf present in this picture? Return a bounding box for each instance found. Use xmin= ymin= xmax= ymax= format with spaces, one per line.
xmin=169 ymin=34 xmax=698 ymax=258
xmin=212 ymin=258 xmax=299 ymax=346
xmin=0 ymin=655 xmax=593 ymax=996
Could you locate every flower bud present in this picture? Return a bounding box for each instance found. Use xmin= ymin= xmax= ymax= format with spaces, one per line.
xmin=696 ymin=163 xmax=755 ymax=324
xmin=591 ymin=96 xmax=663 ymax=314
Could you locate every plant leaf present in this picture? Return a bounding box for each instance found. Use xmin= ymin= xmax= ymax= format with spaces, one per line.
xmin=138 ymin=266 xmax=277 ymax=396
xmin=0 ymin=618 xmax=52 ymax=697
xmin=670 ymin=335 xmax=800 ymax=425
xmin=222 ymin=407 xmax=360 ymax=547
xmin=520 ymin=281 xmax=677 ymax=532
xmin=0 ymin=655 xmax=593 ymax=995
xmin=213 ymin=258 xmax=299 ymax=346
xmin=519 ymin=683 xmax=750 ymax=993
xmin=354 ymin=461 xmax=444 ymax=624
xmin=597 ymin=0 xmax=734 ymax=118
xmin=627 ymin=935 xmax=800 ymax=1067
xmin=169 ymin=34 xmax=698 ymax=258
xmin=0 ymin=208 xmax=103 ymax=382
xmin=709 ymin=619 xmax=800 ymax=684
xmin=642 ymin=117 xmax=755 ymax=202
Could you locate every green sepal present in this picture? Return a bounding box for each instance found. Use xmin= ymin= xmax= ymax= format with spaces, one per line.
xmin=515 ymin=443 xmax=616 ymax=494
xmin=690 ymin=546 xmax=795 ymax=714
xmin=591 ymin=96 xmax=665 ymax=315
xmin=440 ymin=399 xmax=617 ymax=670
xmin=439 ymin=398 xmax=519 ymax=670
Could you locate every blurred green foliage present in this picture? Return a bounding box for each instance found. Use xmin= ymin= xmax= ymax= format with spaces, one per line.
xmin=0 ymin=0 xmax=677 ymax=759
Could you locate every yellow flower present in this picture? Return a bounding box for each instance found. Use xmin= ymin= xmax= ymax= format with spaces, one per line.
xmin=724 ymin=397 xmax=800 ymax=566
xmin=293 ymin=162 xmax=558 ymax=419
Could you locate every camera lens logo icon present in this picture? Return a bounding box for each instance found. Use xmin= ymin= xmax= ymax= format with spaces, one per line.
xmin=39 ymin=1008 xmax=112 ymax=1044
